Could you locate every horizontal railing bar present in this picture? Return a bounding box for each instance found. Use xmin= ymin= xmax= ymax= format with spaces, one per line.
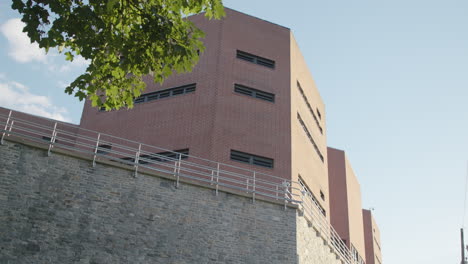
xmin=0 ymin=119 xmax=290 ymax=184
xmin=5 ymin=124 xmax=53 ymax=138
xmin=0 ymin=118 xmax=55 ymax=132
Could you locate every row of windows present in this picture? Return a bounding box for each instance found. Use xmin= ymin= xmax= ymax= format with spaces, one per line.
xmin=101 ymin=82 xmax=320 ymax=114
xmin=100 ymin=142 xmax=323 ymax=176
xmin=117 ymin=148 xmax=189 ymax=164
xmin=234 ymin=84 xmax=275 ymax=102
xmin=101 ymin=81 xmax=276 ymax=109
xmin=297 ymin=81 xmax=323 ymax=134
xmin=103 ymin=146 xmax=274 ymax=170
xmin=298 ymin=176 xmax=326 ymax=216
xmin=297 ymin=113 xmax=324 ymax=162
xmin=236 ymin=50 xmax=275 ymax=69
xmin=134 ymin=83 xmax=196 ymax=104
xmin=230 ymin=150 xmax=274 ymax=168
xmin=98 ymin=83 xmax=196 ymax=111
xmin=100 ymin=50 xmax=276 ymax=110
xmin=116 ymin=148 xmax=274 ymax=169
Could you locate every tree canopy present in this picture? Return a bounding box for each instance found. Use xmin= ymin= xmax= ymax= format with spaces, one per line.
xmin=11 ymin=0 xmax=224 ymax=110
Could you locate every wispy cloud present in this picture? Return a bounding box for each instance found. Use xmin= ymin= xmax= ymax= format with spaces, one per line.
xmin=48 ymin=54 xmax=90 ymax=73
xmin=56 ymin=80 xmax=69 ymax=89
xmin=0 ymin=18 xmax=90 ymax=72
xmin=0 ymin=75 xmax=71 ymax=122
xmin=0 ymin=18 xmax=47 ymax=63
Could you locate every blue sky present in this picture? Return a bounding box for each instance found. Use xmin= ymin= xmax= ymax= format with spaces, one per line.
xmin=1 ymin=1 xmax=468 ymax=263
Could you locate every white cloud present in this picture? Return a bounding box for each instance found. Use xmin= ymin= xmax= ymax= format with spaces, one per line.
xmin=0 ymin=18 xmax=47 ymax=63
xmin=56 ymin=80 xmax=69 ymax=89
xmin=0 ymin=19 xmax=89 ymax=75
xmin=48 ymin=54 xmax=90 ymax=73
xmin=0 ymin=78 xmax=71 ymax=122
xmin=71 ymin=55 xmax=90 ymax=67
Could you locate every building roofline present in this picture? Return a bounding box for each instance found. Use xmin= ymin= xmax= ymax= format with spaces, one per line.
xmin=327 ymin=146 xmax=345 ymax=153
xmin=223 ymin=6 xmax=291 ymax=31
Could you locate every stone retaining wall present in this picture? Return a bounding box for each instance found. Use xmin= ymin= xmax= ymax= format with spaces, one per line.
xmin=0 ymin=140 xmax=344 ymax=264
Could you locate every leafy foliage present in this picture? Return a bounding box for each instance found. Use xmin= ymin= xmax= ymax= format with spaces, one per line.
xmin=11 ymin=0 xmax=224 ymax=110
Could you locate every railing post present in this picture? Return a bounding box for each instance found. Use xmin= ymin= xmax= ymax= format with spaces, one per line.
xmin=1 ymin=110 xmax=12 ymax=145
xmin=246 ymin=178 xmax=249 ymax=193
xmin=175 ymin=153 xmax=182 ymax=188
xmin=252 ymin=172 xmax=256 ymax=203
xmin=8 ymin=121 xmax=14 ymax=136
xmin=283 ymin=180 xmax=289 ymax=210
xmin=173 ymin=159 xmax=178 ymax=178
xmin=215 ymin=163 xmax=220 ymax=196
xmin=134 ymin=144 xmax=141 ymax=178
xmin=92 ymin=133 xmax=101 ymax=167
xmin=276 ymin=185 xmax=279 ymax=200
xmin=299 ymin=186 xmax=306 ymax=216
xmin=47 ymin=122 xmax=58 ymax=156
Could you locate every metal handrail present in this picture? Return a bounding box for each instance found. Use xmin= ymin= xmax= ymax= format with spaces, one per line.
xmin=0 ymin=109 xmax=357 ymax=264
xmin=295 ymin=182 xmax=357 ymax=264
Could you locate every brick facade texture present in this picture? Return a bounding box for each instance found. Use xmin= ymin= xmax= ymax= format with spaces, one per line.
xmin=79 ymin=9 xmax=293 ymax=185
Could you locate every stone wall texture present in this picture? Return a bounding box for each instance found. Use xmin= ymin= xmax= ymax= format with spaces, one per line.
xmin=0 ymin=140 xmax=343 ymax=264
xmin=296 ymin=214 xmax=342 ymax=264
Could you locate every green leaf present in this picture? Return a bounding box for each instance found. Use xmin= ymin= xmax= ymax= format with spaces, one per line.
xmin=12 ymin=0 xmax=224 ymax=110
xmin=11 ymin=0 xmax=25 ymax=11
xmin=107 ymin=0 xmax=120 ymax=12
xmin=64 ymin=51 xmax=73 ymax=61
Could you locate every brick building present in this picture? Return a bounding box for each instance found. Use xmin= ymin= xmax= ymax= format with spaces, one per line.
xmin=363 ymin=209 xmax=383 ymax=264
xmin=79 ymin=8 xmax=330 ymax=219
xmin=0 ymin=7 xmax=382 ymax=264
xmin=327 ymin=147 xmax=366 ymax=264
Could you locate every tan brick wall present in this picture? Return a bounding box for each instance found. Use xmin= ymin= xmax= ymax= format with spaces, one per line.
xmin=345 ymin=156 xmax=366 ymax=260
xmin=290 ymin=33 xmax=329 ymax=220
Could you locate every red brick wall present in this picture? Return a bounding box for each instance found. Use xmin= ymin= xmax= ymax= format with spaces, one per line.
xmin=79 ymin=8 xmax=292 ymax=182
xmin=327 ymin=147 xmax=350 ymax=245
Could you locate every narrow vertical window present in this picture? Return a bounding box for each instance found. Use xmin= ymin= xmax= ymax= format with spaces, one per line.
xmin=297 ymin=113 xmax=324 ymax=162
xmin=297 ymin=81 xmax=323 ymax=134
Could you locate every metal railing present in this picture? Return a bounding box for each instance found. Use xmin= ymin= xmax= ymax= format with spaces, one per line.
xmin=295 ymin=182 xmax=356 ymax=263
xmin=0 ymin=109 xmax=357 ymax=264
